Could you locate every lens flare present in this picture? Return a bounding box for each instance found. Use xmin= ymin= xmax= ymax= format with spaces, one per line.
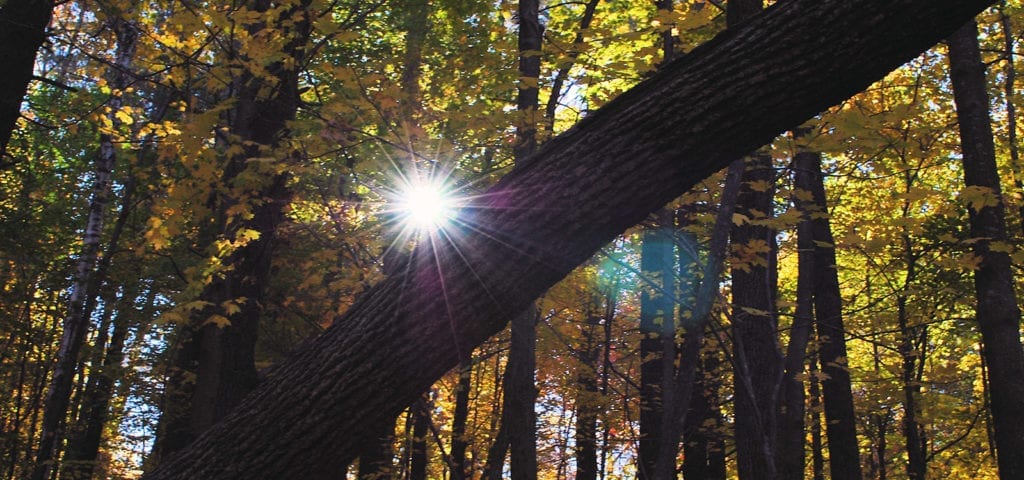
xmin=397 ymin=182 xmax=458 ymax=232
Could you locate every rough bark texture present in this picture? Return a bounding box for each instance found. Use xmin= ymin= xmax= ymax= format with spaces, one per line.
xmin=0 ymin=0 xmax=53 ymax=161
xmin=143 ymin=1 xmax=995 ymax=478
xmin=154 ymin=0 xmax=312 ymax=460
xmin=31 ymin=17 xmax=137 ymax=480
xmin=797 ymin=148 xmax=863 ymax=480
xmin=724 ymin=3 xmax=783 ymax=478
xmin=730 ymin=152 xmax=783 ymax=480
xmin=948 ymin=19 xmax=1024 ymax=480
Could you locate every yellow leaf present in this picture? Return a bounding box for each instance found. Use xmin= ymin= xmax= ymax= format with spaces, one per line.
xmin=115 ymin=107 xmax=134 ymax=125
xmin=221 ymin=301 xmax=242 ymax=316
xmin=205 ymin=314 xmax=232 ymax=328
xmin=183 ymin=300 xmax=213 ymax=312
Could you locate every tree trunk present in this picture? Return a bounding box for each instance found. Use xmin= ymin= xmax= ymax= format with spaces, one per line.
xmin=544 ymin=0 xmax=601 ymax=136
xmin=449 ymin=362 xmax=472 ymax=480
xmin=895 ymin=187 xmax=927 ymax=480
xmin=504 ymin=1 xmax=543 ymax=478
xmin=638 ymin=211 xmax=675 ymax=480
xmin=654 ymin=160 xmax=744 ymax=480
xmin=409 ymin=397 xmax=430 ymax=480
xmin=60 ymin=290 xmax=134 ymax=480
xmin=723 ymin=3 xmax=783 ymax=478
xmin=505 ymin=309 xmax=538 ymax=480
xmin=775 ymin=150 xmax=817 ymax=480
xmin=575 ymin=314 xmax=601 ymax=480
xmin=797 ymin=146 xmax=863 ymax=480
xmin=357 ymin=417 xmax=396 ymax=480
xmin=948 ymin=19 xmax=1024 ymax=480
xmin=730 ymin=151 xmax=782 ymax=480
xmin=30 ymin=16 xmax=138 ymax=480
xmin=809 ymin=349 xmax=826 ymax=480
xmin=142 ymin=2 xmax=997 ymax=477
xmin=999 ymin=2 xmax=1024 ymax=235
xmin=0 ymin=0 xmax=53 ymax=161
xmin=639 ymin=0 xmax=679 ymax=473
xmin=154 ymin=0 xmax=313 ymax=460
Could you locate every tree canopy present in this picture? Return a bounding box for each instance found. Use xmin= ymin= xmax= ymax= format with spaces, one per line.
xmin=1 ymin=0 xmax=1021 ymax=479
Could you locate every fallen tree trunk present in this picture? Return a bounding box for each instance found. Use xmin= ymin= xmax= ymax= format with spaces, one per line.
xmin=145 ymin=0 xmax=994 ymax=478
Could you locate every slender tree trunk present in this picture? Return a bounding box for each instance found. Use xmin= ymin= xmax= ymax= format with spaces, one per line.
xmin=60 ymin=143 xmax=147 ymax=480
xmin=809 ymin=349 xmax=826 ymax=480
xmin=948 ymin=19 xmax=1024 ymax=480
xmin=0 ymin=0 xmax=53 ymax=161
xmin=653 ymin=163 xmax=743 ymax=480
xmin=638 ymin=211 xmax=675 ymax=480
xmin=410 ymin=397 xmax=430 ymax=480
xmin=143 ymin=2 xmax=999 ymax=477
xmin=60 ymin=291 xmax=133 ymax=480
xmin=775 ymin=150 xmax=818 ymax=480
xmin=154 ymin=0 xmax=313 ymax=460
xmin=505 ymin=309 xmax=538 ymax=480
xmin=798 ymin=145 xmax=863 ymax=480
xmin=30 ymin=16 xmax=138 ymax=480
xmin=999 ymin=2 xmax=1024 ymax=235
xmin=870 ymin=341 xmax=889 ymax=480
xmin=543 ymin=0 xmax=601 ymax=136
xmin=504 ymin=1 xmax=543 ymax=478
xmin=575 ymin=314 xmax=601 ymax=480
xmin=896 ymin=193 xmax=926 ymax=480
xmin=449 ymin=362 xmax=472 ymax=480
xmin=729 ymin=150 xmax=782 ymax=480
xmin=482 ymin=413 xmax=508 ymax=480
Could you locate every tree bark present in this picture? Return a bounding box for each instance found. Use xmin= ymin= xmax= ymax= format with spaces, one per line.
xmin=0 ymin=0 xmax=53 ymax=162
xmin=143 ymin=1 xmax=996 ymax=477
xmin=798 ymin=146 xmax=863 ymax=480
xmin=504 ymin=1 xmax=543 ymax=478
xmin=809 ymin=349 xmax=826 ymax=480
xmin=575 ymin=315 xmax=601 ymax=480
xmin=356 ymin=417 xmax=396 ymax=480
xmin=60 ymin=290 xmax=134 ymax=480
xmin=638 ymin=211 xmax=675 ymax=480
xmin=775 ymin=150 xmax=817 ymax=480
xmin=639 ymin=0 xmax=679 ymax=474
xmin=154 ymin=0 xmax=313 ymax=460
xmin=449 ymin=362 xmax=472 ymax=480
xmin=409 ymin=396 xmax=430 ymax=480
xmin=31 ymin=15 xmax=138 ymax=480
xmin=948 ymin=18 xmax=1024 ymax=480
xmin=730 ymin=151 xmax=783 ymax=480
xmin=722 ymin=3 xmax=784 ymax=478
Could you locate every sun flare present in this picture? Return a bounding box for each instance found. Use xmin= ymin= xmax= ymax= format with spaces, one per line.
xmin=396 ymin=182 xmax=458 ymax=232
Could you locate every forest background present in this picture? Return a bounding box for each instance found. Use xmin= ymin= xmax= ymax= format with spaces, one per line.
xmin=0 ymin=0 xmax=1022 ymax=479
